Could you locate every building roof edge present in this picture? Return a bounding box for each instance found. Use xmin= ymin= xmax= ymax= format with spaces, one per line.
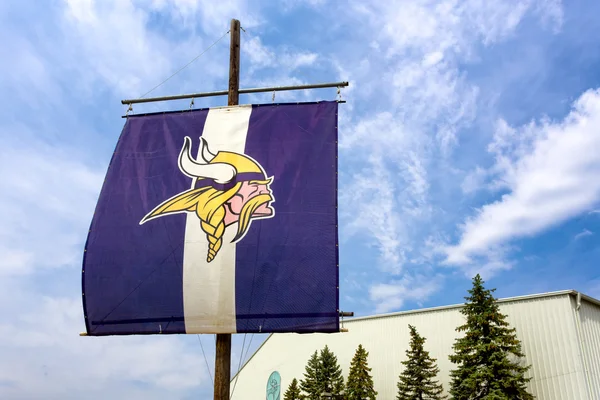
xmin=230 ymin=289 xmax=600 ymax=383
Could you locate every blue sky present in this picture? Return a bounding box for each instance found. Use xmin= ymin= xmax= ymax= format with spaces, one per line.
xmin=1 ymin=0 xmax=600 ymax=398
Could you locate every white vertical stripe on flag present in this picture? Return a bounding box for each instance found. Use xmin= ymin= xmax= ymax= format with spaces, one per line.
xmin=183 ymin=105 xmax=252 ymax=334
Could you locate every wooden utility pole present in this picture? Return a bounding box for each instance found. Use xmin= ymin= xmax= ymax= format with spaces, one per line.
xmin=228 ymin=19 xmax=241 ymax=107
xmin=214 ymin=18 xmax=240 ymax=400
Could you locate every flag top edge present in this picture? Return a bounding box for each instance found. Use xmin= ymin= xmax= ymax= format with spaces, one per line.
xmin=123 ymin=100 xmax=340 ymax=119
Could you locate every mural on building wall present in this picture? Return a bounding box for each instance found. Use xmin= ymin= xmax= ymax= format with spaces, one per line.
xmin=266 ymin=371 xmax=281 ymax=400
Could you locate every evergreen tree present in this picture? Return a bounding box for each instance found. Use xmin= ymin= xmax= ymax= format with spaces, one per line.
xmin=396 ymin=325 xmax=445 ymax=400
xmin=300 ymin=351 xmax=321 ymax=400
xmin=448 ymin=274 xmax=534 ymax=400
xmin=319 ymin=345 xmax=346 ymax=399
xmin=284 ymin=378 xmax=302 ymax=400
xmin=346 ymin=344 xmax=377 ymax=400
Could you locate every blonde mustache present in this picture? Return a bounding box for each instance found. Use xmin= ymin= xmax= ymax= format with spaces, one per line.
xmin=233 ymin=193 xmax=273 ymax=242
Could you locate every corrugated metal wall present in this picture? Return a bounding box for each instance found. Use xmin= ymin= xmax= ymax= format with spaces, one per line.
xmin=501 ymin=295 xmax=588 ymax=399
xmin=231 ymin=293 xmax=599 ymax=399
xmin=578 ymin=299 xmax=600 ymax=400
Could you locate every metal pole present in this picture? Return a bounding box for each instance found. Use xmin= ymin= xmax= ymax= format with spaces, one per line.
xmin=213 ymin=19 xmax=239 ymax=400
xmin=121 ymin=81 xmax=349 ymax=105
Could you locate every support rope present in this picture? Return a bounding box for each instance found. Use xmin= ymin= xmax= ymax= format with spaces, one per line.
xmin=197 ymin=334 xmax=214 ymax=385
xmin=229 ymin=333 xmax=247 ymax=398
xmin=137 ymin=29 xmax=230 ymax=99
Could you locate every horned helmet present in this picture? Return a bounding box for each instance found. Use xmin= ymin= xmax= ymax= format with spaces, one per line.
xmin=178 ymin=137 xmax=270 ymax=190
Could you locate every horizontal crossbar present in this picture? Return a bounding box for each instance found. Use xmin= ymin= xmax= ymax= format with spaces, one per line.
xmin=121 ymin=81 xmax=349 ymax=105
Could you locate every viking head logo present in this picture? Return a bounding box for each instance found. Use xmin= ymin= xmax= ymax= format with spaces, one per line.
xmin=140 ymin=137 xmax=275 ymax=262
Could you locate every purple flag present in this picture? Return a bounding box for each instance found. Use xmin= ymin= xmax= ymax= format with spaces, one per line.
xmin=82 ymin=101 xmax=339 ymax=335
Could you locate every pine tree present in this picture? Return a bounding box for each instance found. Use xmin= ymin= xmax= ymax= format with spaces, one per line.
xmin=300 ymin=351 xmax=321 ymax=400
xmin=319 ymin=345 xmax=346 ymax=399
xmin=396 ymin=325 xmax=445 ymax=400
xmin=346 ymin=344 xmax=377 ymax=400
xmin=448 ymin=274 xmax=534 ymax=400
xmin=284 ymin=378 xmax=302 ymax=400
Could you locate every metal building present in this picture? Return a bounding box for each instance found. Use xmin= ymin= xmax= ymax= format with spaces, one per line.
xmin=230 ymin=290 xmax=600 ymax=399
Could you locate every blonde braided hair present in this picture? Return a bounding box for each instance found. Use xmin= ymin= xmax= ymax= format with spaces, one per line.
xmin=193 ymin=184 xmax=241 ymax=262
xmin=140 ymin=183 xmax=242 ymax=262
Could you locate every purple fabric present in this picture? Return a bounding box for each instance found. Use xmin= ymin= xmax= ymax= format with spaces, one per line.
xmin=82 ymin=110 xmax=209 ymax=335
xmin=236 ymin=102 xmax=339 ymax=333
xmin=81 ymin=102 xmax=339 ymax=335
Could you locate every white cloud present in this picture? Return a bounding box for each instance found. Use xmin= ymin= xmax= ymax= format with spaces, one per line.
xmin=422 ymin=51 xmax=444 ymax=67
xmin=574 ymin=229 xmax=593 ymax=241
xmin=369 ymin=274 xmax=444 ymax=313
xmin=461 ymin=166 xmax=489 ymax=194
xmin=165 ymin=0 xmax=262 ymax=31
xmin=24 ymin=0 xmax=263 ymax=105
xmin=280 ymin=0 xmax=325 ymax=11
xmin=444 ymin=87 xmax=600 ymax=270
xmin=338 ymin=0 xmax=561 ymax=274
xmin=0 ymin=1 xmax=225 ymax=110
xmin=0 ymin=36 xmax=63 ymax=110
xmin=344 ymin=0 xmax=562 ymax=148
xmin=243 ymin=36 xmax=275 ymax=68
xmin=342 ymin=154 xmax=405 ymax=270
xmin=0 ymin=129 xmax=103 ymax=277
xmin=353 ymin=0 xmax=562 ymax=59
xmin=0 ymin=285 xmax=208 ymax=399
xmin=241 ymin=34 xmax=319 ymax=74
xmin=534 ymin=0 xmax=564 ymax=32
xmin=61 ymin=0 xmax=174 ymax=97
xmin=339 ymin=112 xmax=432 ymax=272
xmin=286 ymin=52 xmax=318 ymax=69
